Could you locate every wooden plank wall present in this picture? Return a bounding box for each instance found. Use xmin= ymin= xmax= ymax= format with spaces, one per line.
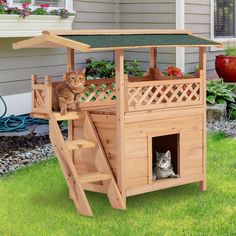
xmin=91 ymin=113 xmax=118 ymax=178
xmin=124 ymin=107 xmax=204 ymax=189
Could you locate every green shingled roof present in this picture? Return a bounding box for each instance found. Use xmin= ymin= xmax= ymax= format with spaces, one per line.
xmin=60 ymin=34 xmax=221 ymax=49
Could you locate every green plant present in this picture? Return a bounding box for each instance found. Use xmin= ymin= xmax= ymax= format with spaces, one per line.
xmin=31 ymin=4 xmax=48 ymax=15
xmin=225 ymin=42 xmax=236 ymax=56
xmin=85 ymin=58 xmax=143 ymax=78
xmin=0 ymin=1 xmax=7 ymax=14
xmin=206 ymin=79 xmax=236 ymax=119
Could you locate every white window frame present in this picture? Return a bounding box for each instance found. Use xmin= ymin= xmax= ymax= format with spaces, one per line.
xmin=6 ymin=0 xmax=73 ymax=11
xmin=176 ymin=0 xmax=185 ymax=72
xmin=210 ymin=0 xmax=236 ymax=51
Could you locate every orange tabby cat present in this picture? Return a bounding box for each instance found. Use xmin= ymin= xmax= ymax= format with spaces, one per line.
xmin=52 ymin=69 xmax=86 ymax=115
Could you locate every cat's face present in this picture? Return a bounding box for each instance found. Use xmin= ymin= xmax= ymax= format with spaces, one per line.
xmin=155 ymin=150 xmax=171 ymax=169
xmin=66 ymin=69 xmax=86 ymax=88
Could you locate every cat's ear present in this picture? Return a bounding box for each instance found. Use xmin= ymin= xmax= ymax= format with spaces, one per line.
xmin=166 ymin=150 xmax=171 ymax=159
xmin=65 ymin=72 xmax=72 ymax=81
xmin=81 ymin=68 xmax=86 ymax=74
xmin=155 ymin=151 xmax=160 ymax=158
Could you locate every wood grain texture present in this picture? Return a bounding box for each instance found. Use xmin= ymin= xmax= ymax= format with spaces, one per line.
xmin=115 ymin=49 xmax=126 ymax=204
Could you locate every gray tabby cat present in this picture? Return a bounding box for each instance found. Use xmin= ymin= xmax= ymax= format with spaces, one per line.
xmin=152 ymin=150 xmax=179 ymax=180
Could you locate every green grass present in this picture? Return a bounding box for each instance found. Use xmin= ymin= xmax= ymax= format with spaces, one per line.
xmin=0 ymin=133 xmax=236 ymax=236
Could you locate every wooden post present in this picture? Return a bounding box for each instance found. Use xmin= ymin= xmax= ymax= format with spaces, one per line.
xmin=149 ymin=47 xmax=157 ymax=80
xmin=67 ymin=48 xmax=74 ymax=72
xmin=31 ymin=74 xmax=37 ymax=111
xmin=124 ymin=74 xmax=129 ymax=112
xmin=66 ymin=47 xmax=75 ymax=198
xmin=199 ymin=47 xmax=207 ymax=192
xmin=150 ymin=47 xmax=157 ymax=69
xmin=115 ymin=49 xmax=126 ymax=207
xmin=45 ymin=75 xmax=52 ymax=114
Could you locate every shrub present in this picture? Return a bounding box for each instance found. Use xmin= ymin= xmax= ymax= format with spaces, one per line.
xmin=206 ymin=79 xmax=236 ymax=119
xmin=225 ymin=42 xmax=236 ymax=56
xmin=85 ymin=58 xmax=143 ymax=78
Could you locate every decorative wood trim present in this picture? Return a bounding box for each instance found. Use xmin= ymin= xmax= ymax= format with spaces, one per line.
xmin=127 ymin=77 xmax=200 ymax=87
xmin=46 ymin=34 xmax=90 ymax=52
xmin=13 ymin=34 xmax=90 ymax=51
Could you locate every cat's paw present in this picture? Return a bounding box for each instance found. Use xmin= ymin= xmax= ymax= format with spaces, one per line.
xmin=152 ymin=174 xmax=157 ymax=181
xmin=174 ymin=174 xmax=179 ymax=178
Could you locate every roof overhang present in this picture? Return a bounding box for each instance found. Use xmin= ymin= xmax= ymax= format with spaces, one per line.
xmin=13 ymin=29 xmax=224 ymax=52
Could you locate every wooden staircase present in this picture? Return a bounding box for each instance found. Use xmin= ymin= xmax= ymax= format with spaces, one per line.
xmin=49 ymin=111 xmax=125 ymax=217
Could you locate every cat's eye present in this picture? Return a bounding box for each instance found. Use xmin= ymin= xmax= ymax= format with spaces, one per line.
xmin=162 ymin=160 xmax=166 ymax=163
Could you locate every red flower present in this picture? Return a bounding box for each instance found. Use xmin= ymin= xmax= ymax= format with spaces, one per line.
xmin=165 ymin=66 xmax=184 ymax=77
xmin=22 ymin=2 xmax=30 ymax=9
xmin=0 ymin=0 xmax=7 ymax=5
xmin=40 ymin=3 xmax=49 ymax=8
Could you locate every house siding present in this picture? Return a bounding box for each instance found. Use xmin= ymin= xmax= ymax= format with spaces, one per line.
xmin=0 ymin=0 xmax=117 ymax=96
xmin=185 ymin=0 xmax=222 ymax=77
xmin=119 ymin=0 xmax=176 ymax=71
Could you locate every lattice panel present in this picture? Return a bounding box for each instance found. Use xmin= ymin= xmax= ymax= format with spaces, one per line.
xmin=34 ymin=89 xmax=46 ymax=108
xmin=128 ymin=82 xmax=201 ymax=109
xmin=80 ymin=82 xmax=116 ymax=104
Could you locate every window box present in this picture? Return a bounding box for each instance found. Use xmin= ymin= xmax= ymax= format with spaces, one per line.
xmin=0 ymin=14 xmax=75 ymax=38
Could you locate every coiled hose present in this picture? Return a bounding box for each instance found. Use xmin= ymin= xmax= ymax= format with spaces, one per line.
xmin=0 ymin=115 xmax=48 ymax=133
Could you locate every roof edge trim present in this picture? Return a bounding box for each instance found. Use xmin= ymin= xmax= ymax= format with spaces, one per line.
xmin=42 ymin=29 xmax=192 ymax=36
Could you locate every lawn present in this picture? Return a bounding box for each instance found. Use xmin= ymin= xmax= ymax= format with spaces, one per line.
xmin=0 ymin=134 xmax=236 ymax=236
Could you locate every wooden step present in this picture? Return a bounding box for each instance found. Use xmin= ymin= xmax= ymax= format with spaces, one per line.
xmin=79 ymin=172 xmax=111 ymax=184
xmin=53 ymin=112 xmax=80 ymax=121
xmin=66 ymin=139 xmax=96 ymax=150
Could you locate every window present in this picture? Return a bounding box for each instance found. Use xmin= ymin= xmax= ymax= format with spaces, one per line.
xmin=214 ymin=0 xmax=235 ymax=38
xmin=7 ymin=0 xmax=67 ymax=8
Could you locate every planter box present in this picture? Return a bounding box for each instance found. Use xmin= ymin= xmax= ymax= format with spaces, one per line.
xmin=0 ymin=15 xmax=75 ymax=38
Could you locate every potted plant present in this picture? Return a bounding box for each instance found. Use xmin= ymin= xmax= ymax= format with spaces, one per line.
xmin=215 ymin=42 xmax=236 ymax=83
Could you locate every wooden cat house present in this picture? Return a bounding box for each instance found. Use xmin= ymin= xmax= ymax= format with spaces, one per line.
xmin=13 ymin=30 xmax=222 ymax=217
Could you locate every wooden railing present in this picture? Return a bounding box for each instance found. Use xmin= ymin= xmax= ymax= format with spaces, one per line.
xmin=127 ymin=76 xmax=202 ymax=112
xmin=31 ymin=71 xmax=203 ymax=117
xmin=31 ymin=74 xmax=52 ymax=116
xmin=79 ymin=78 xmax=116 ymax=110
